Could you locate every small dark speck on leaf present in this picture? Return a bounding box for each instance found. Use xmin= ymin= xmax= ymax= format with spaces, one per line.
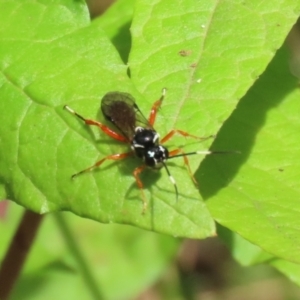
xmin=179 ymin=50 xmax=192 ymax=57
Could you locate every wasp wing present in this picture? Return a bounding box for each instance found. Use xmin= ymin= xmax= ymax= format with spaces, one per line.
xmin=101 ymin=92 xmax=152 ymax=141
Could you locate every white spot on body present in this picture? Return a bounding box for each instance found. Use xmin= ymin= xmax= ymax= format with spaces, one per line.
xmin=153 ymin=132 xmax=160 ymax=143
xmin=169 ymin=175 xmax=176 ymax=185
xmin=64 ymin=105 xmax=75 ymax=114
xmin=148 ymin=151 xmax=155 ymax=158
xmin=133 ymin=144 xmax=144 ymax=148
xmin=196 ymin=150 xmax=212 ymax=155
xmin=135 ymin=126 xmax=143 ymax=132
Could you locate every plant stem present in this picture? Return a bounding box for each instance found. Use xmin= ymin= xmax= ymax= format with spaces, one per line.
xmin=0 ymin=209 xmax=44 ymax=300
xmin=53 ymin=213 xmax=104 ymax=300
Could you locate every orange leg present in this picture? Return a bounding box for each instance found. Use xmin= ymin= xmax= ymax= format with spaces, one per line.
xmin=148 ymin=88 xmax=166 ymax=126
xmin=64 ymin=105 xmax=128 ymax=143
xmin=72 ymin=152 xmax=133 ymax=178
xmin=169 ymin=149 xmax=198 ymax=185
xmin=161 ymin=129 xmax=213 ymax=144
xmin=133 ymin=165 xmax=147 ymax=213
xmin=84 ymin=119 xmax=128 ymax=142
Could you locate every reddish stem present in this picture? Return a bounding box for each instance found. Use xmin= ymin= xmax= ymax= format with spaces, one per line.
xmin=0 ymin=209 xmax=44 ymax=300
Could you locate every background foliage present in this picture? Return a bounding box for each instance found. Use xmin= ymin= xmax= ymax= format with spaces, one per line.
xmin=1 ymin=0 xmax=300 ymax=298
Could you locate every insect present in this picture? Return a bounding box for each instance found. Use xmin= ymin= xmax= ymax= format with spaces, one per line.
xmin=64 ymin=89 xmax=230 ymax=213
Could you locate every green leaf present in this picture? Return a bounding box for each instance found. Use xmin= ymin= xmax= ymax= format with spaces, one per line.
xmin=95 ymin=0 xmax=134 ymax=63
xmin=1 ymin=0 xmax=300 ymax=240
xmin=218 ymin=227 xmax=300 ymax=288
xmin=217 ymin=225 xmax=274 ymax=266
xmin=128 ymin=0 xmax=300 ymax=238
xmin=271 ymin=259 xmax=300 ymax=287
xmin=203 ymin=45 xmax=300 ymax=263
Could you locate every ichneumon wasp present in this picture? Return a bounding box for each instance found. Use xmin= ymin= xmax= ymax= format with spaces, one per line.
xmin=64 ymin=89 xmax=233 ymax=213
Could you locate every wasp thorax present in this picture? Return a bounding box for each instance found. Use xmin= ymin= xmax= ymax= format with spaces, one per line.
xmin=132 ymin=127 xmax=159 ymax=148
xmin=131 ymin=127 xmax=168 ymax=168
